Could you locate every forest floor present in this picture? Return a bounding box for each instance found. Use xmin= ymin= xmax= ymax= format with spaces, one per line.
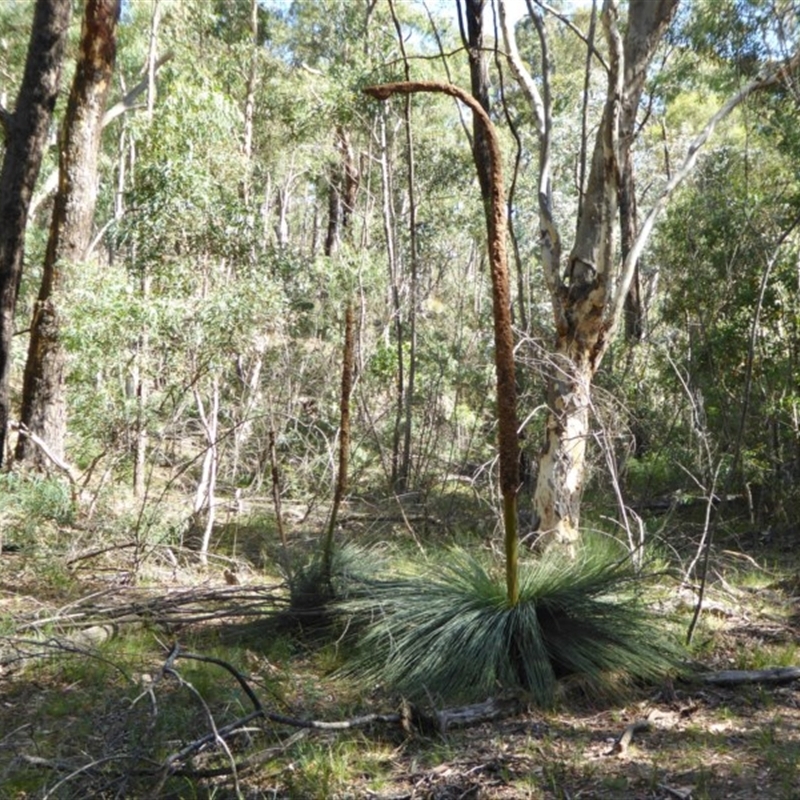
xmin=1 ymin=495 xmax=799 ymax=799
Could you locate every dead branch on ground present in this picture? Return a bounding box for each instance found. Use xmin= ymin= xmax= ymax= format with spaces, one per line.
xmin=701 ymin=666 xmax=800 ymax=686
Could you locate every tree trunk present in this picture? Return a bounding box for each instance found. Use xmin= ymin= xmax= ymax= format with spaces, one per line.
xmin=242 ymin=0 xmax=258 ymax=168
xmin=15 ymin=0 xmax=121 ymax=468
xmin=132 ymin=271 xmax=150 ymax=499
xmin=0 ymin=0 xmax=71 ymax=466
xmin=375 ymin=112 xmax=404 ymax=489
xmin=322 ymin=302 xmax=356 ymax=579
xmin=533 ymin=350 xmax=594 ymax=552
xmin=324 ymin=161 xmax=342 ymax=257
xmin=497 ymin=0 xmax=679 ymax=552
xmin=532 ymin=55 xmax=621 ymax=550
xmin=132 ymin=1 xmax=161 ymax=497
xmin=460 ymin=0 xmax=493 ymax=228
xmin=388 ymin=0 xmax=419 ymax=493
xmin=620 ymin=0 xmax=679 ymax=342
xmin=193 ymin=378 xmax=220 ymax=565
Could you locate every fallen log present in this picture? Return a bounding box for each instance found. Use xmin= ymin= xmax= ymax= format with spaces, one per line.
xmin=701 ymin=666 xmax=800 ymax=686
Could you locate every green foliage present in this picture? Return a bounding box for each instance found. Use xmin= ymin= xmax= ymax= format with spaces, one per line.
xmin=286 ymin=543 xmax=385 ymax=628
xmin=676 ymin=0 xmax=797 ymax=81
xmin=0 ymin=473 xmax=73 ymax=544
xmin=341 ymin=539 xmax=683 ymax=705
xmin=650 ymin=134 xmax=800 ymax=508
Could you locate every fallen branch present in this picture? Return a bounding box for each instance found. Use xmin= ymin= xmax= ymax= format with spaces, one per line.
xmin=701 ymin=667 xmax=800 ymax=686
xmin=12 ymin=582 xmax=287 ymax=635
xmin=153 ymin=644 xmax=526 ymax=780
xmin=430 ymin=694 xmax=524 ymax=733
xmin=609 ymin=718 xmax=651 ymax=756
xmin=173 ymin=644 xmax=404 ymax=730
xmin=658 ymin=784 xmax=693 ymax=800
xmin=65 ymin=541 xmax=139 ymax=566
xmin=163 ymin=730 xmax=308 ymax=780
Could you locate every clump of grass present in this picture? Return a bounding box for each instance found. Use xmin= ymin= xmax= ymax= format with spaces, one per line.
xmin=341 ymin=538 xmax=684 ymax=705
xmin=0 ymin=472 xmax=74 ymax=547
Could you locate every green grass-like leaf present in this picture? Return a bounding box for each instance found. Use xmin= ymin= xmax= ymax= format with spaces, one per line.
xmin=286 ymin=543 xmax=386 ymax=626
xmin=340 ymin=539 xmax=683 ymax=705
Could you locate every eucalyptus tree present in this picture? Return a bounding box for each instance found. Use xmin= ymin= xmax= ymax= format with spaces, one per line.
xmin=112 ymin=60 xmax=265 ymax=553
xmin=15 ymin=0 xmax=121 ymax=469
xmin=0 ymin=0 xmax=71 ymax=467
xmin=655 ymin=146 xmax=800 ymax=520
xmin=498 ymin=0 xmax=800 ymax=550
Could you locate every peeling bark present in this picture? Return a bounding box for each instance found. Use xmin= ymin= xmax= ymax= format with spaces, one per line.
xmin=534 ymin=355 xmax=593 ymax=551
xmin=500 ymin=0 xmax=687 ymax=550
xmin=531 ymin=0 xmax=623 ymax=550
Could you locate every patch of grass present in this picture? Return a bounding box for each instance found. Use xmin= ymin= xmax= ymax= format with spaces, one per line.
xmin=623 ymin=451 xmax=685 ymax=497
xmin=0 ymin=472 xmax=74 ymax=530
xmin=0 ymin=473 xmax=76 ymax=559
xmin=762 ymin=737 xmax=799 ymax=800
xmin=213 ymin=511 xmax=284 ymax=566
xmin=280 ymin=736 xmax=393 ymax=800
xmin=734 ymin=641 xmax=799 ymax=670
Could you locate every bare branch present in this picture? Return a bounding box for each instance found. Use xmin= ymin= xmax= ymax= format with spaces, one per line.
xmin=529 ymin=0 xmax=609 ymax=73
xmin=421 ymin=1 xmax=471 ymax=133
xmin=577 ymin=0 xmax=599 ymax=217
xmin=497 ymin=0 xmax=562 ymax=308
xmin=103 ymin=51 xmax=174 ymax=128
xmin=497 ymin=1 xmax=545 ymax=135
xmin=10 ymin=421 xmax=81 ymax=503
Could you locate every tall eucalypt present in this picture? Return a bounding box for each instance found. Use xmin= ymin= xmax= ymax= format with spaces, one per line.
xmin=364 ymin=81 xmax=521 ymax=606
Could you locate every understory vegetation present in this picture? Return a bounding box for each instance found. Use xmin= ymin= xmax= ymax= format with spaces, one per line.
xmin=2 ymin=485 xmax=800 ymax=799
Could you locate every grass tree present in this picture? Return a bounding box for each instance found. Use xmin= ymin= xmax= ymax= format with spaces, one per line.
xmin=358 ymin=80 xmax=680 ymax=704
